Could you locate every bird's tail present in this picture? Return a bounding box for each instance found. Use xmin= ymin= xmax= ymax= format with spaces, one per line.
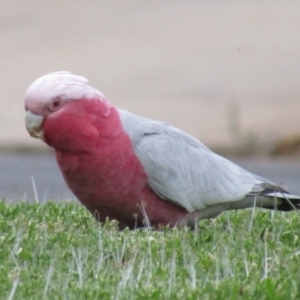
xmin=231 ymin=182 xmax=300 ymax=211
xmin=251 ymin=179 xmax=300 ymax=211
xmin=259 ymin=190 xmax=300 ymax=211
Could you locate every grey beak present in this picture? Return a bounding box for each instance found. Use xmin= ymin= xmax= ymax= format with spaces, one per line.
xmin=25 ymin=110 xmax=44 ymax=139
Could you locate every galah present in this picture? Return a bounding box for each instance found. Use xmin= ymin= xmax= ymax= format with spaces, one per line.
xmin=25 ymin=72 xmax=300 ymax=229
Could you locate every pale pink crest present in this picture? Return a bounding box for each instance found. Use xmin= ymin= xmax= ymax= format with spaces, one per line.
xmin=25 ymin=71 xmax=108 ymax=114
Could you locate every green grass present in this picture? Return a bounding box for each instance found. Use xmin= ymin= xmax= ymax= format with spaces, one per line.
xmin=0 ymin=201 xmax=300 ymax=299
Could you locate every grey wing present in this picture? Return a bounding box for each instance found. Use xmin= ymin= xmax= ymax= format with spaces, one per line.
xmin=119 ymin=110 xmax=258 ymax=213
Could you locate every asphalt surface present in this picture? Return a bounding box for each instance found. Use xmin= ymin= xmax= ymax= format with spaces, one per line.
xmin=1 ymin=154 xmax=299 ymax=203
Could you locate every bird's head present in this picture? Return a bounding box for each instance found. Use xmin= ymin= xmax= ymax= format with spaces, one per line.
xmin=25 ymin=72 xmax=113 ymax=152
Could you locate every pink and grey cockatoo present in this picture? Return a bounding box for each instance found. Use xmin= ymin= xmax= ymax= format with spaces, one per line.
xmin=25 ymin=72 xmax=300 ymax=229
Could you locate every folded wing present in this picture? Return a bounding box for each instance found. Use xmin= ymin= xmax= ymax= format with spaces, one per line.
xmin=119 ymin=110 xmax=259 ymax=213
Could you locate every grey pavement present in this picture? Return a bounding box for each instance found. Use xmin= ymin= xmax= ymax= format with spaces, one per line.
xmin=0 ymin=154 xmax=74 ymax=202
xmin=1 ymin=154 xmax=299 ymax=203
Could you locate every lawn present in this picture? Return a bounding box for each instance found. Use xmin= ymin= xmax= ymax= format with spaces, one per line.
xmin=0 ymin=201 xmax=299 ymax=300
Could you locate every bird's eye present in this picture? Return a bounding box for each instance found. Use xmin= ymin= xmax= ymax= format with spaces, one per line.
xmin=49 ymin=99 xmax=63 ymax=111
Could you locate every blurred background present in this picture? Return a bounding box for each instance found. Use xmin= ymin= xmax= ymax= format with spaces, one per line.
xmin=1 ymin=0 xmax=300 ymax=201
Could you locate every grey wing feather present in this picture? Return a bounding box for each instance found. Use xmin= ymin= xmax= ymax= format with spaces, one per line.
xmin=119 ymin=109 xmax=261 ymax=213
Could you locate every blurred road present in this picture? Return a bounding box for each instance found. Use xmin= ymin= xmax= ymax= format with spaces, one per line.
xmin=1 ymin=154 xmax=299 ymax=203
